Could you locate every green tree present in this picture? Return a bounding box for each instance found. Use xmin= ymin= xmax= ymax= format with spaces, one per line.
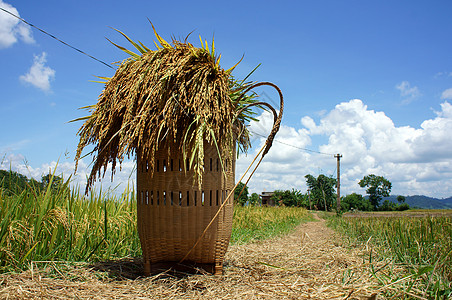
xmin=234 ymin=182 xmax=249 ymax=206
xmin=0 ymin=170 xmax=69 ymax=197
xmin=0 ymin=169 xmax=30 ymax=195
xmin=41 ymin=174 xmax=64 ymax=192
xmin=305 ymin=174 xmax=337 ymax=211
xmin=271 ymin=189 xmax=305 ymax=207
xmin=397 ymin=195 xmax=406 ymax=203
xmin=379 ymin=199 xmax=397 ymax=211
xmin=358 ymin=174 xmax=392 ymax=210
xmin=341 ymin=193 xmax=373 ymax=211
xmin=396 ymin=203 xmax=410 ymax=211
xmin=249 ymin=193 xmax=260 ymax=206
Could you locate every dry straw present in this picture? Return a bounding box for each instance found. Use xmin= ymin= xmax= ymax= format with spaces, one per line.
xmin=0 ymin=214 xmax=386 ymax=299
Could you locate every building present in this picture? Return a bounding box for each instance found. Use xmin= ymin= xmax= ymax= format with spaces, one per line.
xmin=260 ymin=191 xmax=276 ymax=206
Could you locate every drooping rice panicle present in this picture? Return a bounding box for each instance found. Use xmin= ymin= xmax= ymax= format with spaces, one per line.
xmin=74 ymin=25 xmax=258 ymax=191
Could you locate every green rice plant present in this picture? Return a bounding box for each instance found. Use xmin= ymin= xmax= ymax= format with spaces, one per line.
xmin=231 ymin=206 xmax=313 ymax=244
xmin=0 ymin=174 xmax=141 ymax=273
xmin=327 ymin=215 xmax=452 ymax=299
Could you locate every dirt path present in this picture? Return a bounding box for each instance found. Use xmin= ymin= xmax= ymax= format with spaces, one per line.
xmin=0 ymin=214 xmax=381 ymax=299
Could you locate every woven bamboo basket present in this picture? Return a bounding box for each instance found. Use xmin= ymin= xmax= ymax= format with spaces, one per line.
xmin=71 ymin=26 xmax=285 ymax=276
xmin=137 ymin=142 xmax=235 ymax=275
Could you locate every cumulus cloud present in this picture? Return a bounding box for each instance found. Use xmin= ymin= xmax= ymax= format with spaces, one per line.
xmin=413 ymin=102 xmax=452 ymax=161
xmin=237 ymin=99 xmax=452 ymax=198
xmin=396 ymin=81 xmax=421 ymax=103
xmin=237 ymin=111 xmax=316 ymax=193
xmin=441 ymin=88 xmax=452 ymax=100
xmin=20 ymin=52 xmax=55 ymax=92
xmin=0 ymin=1 xmax=34 ymax=48
xmin=302 ymin=99 xmax=424 ymax=163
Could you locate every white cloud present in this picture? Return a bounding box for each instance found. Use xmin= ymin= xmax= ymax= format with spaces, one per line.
xmin=20 ymin=52 xmax=55 ymax=92
xmin=237 ymin=111 xmax=317 ymax=193
xmin=412 ymin=101 xmax=452 ymax=161
xmin=441 ymin=88 xmax=452 ymax=100
xmin=237 ymin=99 xmax=452 ymax=198
xmin=396 ymin=81 xmax=421 ymax=103
xmin=434 ymin=72 xmax=452 ymax=78
xmin=0 ymin=1 xmax=34 ymax=48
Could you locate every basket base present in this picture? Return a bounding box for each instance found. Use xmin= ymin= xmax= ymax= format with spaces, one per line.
xmin=143 ymin=260 xmax=223 ymax=276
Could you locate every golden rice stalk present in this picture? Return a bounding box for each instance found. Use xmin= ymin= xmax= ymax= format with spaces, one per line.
xmin=74 ymin=25 xmax=256 ymax=191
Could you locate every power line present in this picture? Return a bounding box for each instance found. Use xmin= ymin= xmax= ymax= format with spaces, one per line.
xmin=249 ymin=130 xmax=335 ymax=156
xmin=0 ymin=7 xmax=114 ymax=69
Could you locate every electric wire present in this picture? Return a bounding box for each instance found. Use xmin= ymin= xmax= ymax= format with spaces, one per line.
xmin=249 ymin=130 xmax=335 ymax=157
xmin=0 ymin=7 xmax=114 ymax=69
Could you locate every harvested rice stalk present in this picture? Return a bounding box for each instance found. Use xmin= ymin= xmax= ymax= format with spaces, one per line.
xmin=74 ymin=23 xmax=258 ymax=191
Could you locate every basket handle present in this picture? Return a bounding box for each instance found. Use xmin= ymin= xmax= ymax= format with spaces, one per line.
xmin=234 ymin=81 xmax=284 ymax=156
xmin=179 ymin=82 xmax=283 ymax=267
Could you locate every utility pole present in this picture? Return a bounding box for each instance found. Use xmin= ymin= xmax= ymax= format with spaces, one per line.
xmin=335 ymin=154 xmax=342 ymax=213
xmin=307 ymin=188 xmax=311 ymax=210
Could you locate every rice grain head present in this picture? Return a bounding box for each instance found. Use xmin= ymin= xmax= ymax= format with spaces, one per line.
xmin=74 ymin=25 xmax=257 ymax=192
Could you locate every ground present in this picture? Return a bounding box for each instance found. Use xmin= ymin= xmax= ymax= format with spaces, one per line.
xmin=0 ymin=214 xmax=383 ymax=299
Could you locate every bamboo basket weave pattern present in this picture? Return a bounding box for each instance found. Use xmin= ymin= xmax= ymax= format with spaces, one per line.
xmin=137 ymin=143 xmax=235 ymax=275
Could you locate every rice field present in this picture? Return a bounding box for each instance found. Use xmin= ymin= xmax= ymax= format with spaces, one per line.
xmin=0 ymin=176 xmax=311 ymax=274
xmin=7 ymin=173 xmax=452 ymax=298
xmin=326 ymin=213 xmax=452 ymax=299
xmin=4 ymin=177 xmax=452 ymax=299
xmin=0 ymin=179 xmax=140 ymax=273
xmin=232 ymin=205 xmax=313 ymax=244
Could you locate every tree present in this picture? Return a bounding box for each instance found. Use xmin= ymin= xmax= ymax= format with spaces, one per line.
xmin=0 ymin=170 xmax=29 ymax=195
xmin=359 ymin=174 xmax=392 ymax=210
xmin=249 ymin=193 xmax=260 ymax=206
xmin=271 ymin=189 xmax=305 ymax=207
xmin=397 ymin=203 xmax=410 ymax=211
xmin=341 ymin=193 xmax=373 ymax=211
xmin=305 ymin=174 xmax=337 ymax=211
xmin=234 ymin=182 xmax=249 ymax=206
xmin=397 ymin=195 xmax=406 ymax=203
xmin=41 ymin=174 xmax=64 ymax=192
xmin=379 ymin=199 xmax=397 ymax=211
xmin=395 ymin=195 xmax=409 ymax=210
xmin=0 ymin=170 xmax=69 ymax=196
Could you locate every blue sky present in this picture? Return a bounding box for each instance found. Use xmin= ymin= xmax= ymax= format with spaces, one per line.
xmin=1 ymin=0 xmax=452 ymax=198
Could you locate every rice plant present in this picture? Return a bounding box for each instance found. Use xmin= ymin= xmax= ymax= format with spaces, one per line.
xmin=232 ymin=206 xmax=313 ymax=244
xmin=0 ymin=174 xmax=140 ymax=273
xmin=327 ymin=215 xmax=452 ymax=299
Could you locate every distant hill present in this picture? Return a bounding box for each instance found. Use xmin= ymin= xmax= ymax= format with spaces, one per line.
xmin=384 ymin=195 xmax=452 ymax=210
xmin=442 ymin=196 xmax=452 ymax=207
